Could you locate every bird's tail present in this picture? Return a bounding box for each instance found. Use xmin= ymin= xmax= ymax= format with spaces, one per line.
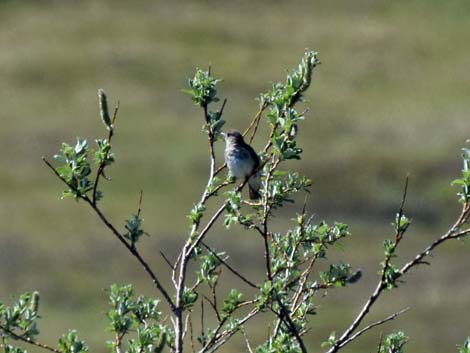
xmin=248 ymin=171 xmax=261 ymax=200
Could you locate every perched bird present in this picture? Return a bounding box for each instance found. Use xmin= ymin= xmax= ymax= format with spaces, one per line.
xmin=223 ymin=129 xmax=261 ymax=200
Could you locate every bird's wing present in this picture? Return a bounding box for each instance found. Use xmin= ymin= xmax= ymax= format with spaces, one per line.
xmin=245 ymin=143 xmax=260 ymax=170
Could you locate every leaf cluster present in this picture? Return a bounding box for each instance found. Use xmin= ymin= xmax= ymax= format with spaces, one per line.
xmin=107 ymin=285 xmax=170 ymax=353
xmin=124 ymin=214 xmax=145 ymax=246
xmin=378 ymin=331 xmax=408 ymax=353
xmin=54 ymin=139 xmax=93 ymax=199
xmin=52 ymin=89 xmax=118 ymax=203
xmin=261 ymin=50 xmax=319 ymax=161
xmin=452 ymin=147 xmax=470 ymax=203
xmin=0 ymin=292 xmax=40 ymax=340
xmin=183 ymin=69 xmax=220 ymax=108
xmin=458 ymin=337 xmax=470 ymax=353
xmin=58 ymin=331 xmax=88 ymax=353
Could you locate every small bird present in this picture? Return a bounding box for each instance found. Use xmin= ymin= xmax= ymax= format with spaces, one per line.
xmin=223 ymin=129 xmax=261 ymax=200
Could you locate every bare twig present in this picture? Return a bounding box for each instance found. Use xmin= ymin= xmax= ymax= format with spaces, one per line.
xmin=200 ymin=299 xmax=205 ymax=342
xmin=219 ymin=99 xmax=228 ymax=117
xmin=0 ymin=324 xmax=61 ymax=353
xmin=326 ymin=181 xmax=470 ymax=353
xmin=160 ymin=250 xmax=175 ymax=271
xmin=326 ymin=178 xmax=411 ymax=353
xmin=42 ymin=158 xmax=176 ymax=313
xmin=203 ymin=295 xmax=220 ymax=321
xmin=210 ymin=279 xmax=221 ymax=322
xmin=188 ymin=203 xmax=228 ymax=256
xmin=189 ymin=315 xmax=196 ymax=353
xmin=201 ymin=242 xmax=257 ymax=288
xmin=183 ymin=314 xmax=191 ymax=341
xmin=395 ymin=175 xmax=409 ymax=242
xmin=242 ymin=328 xmax=254 ymax=353
xmin=243 ymin=102 xmax=268 ymax=145
xmin=400 ymin=225 xmax=470 ymax=276
xmin=290 ymin=251 xmax=321 ymax=316
xmin=376 ymin=332 xmax=383 ymax=353
xmin=334 ymin=308 xmax=409 ymax=351
xmin=200 ymin=307 xmax=260 ymax=353
xmin=207 ymin=180 xmax=234 ymax=198
xmin=136 ymin=189 xmax=143 ymax=217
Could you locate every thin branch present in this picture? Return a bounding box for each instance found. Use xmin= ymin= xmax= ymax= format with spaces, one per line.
xmin=200 ymin=307 xmax=260 ymax=353
xmin=400 ymin=226 xmax=470 ymax=276
xmin=395 ymin=175 xmax=409 ymax=242
xmin=189 ymin=316 xmax=196 ymax=353
xmin=207 ymin=180 xmax=233 ymax=198
xmin=326 ymin=177 xmax=411 ymax=353
xmin=376 ymin=332 xmax=383 ymax=353
xmin=324 ymin=254 xmax=403 ymax=353
xmin=335 ymin=308 xmax=409 ymax=350
xmin=201 ymin=242 xmax=257 ymax=288
xmin=260 ymin=156 xmax=278 ymax=280
xmin=326 ymin=183 xmax=470 ymax=353
xmin=200 ymin=299 xmax=205 ymax=343
xmin=200 ymin=298 xmax=260 ymax=353
xmin=160 ymin=250 xmax=175 ymax=271
xmin=291 ymin=251 xmax=321 ymax=316
xmin=200 ymin=311 xmax=229 ymax=353
xmin=187 ymin=180 xmax=247 ymax=257
xmin=243 ymin=102 xmax=268 ymax=145
xmin=183 ymin=314 xmax=191 ymax=341
xmin=86 ymin=198 xmax=176 ymax=312
xmin=0 ymin=324 xmax=61 ymax=353
xmin=219 ymin=99 xmax=228 ymax=116
xmin=189 ymin=278 xmax=204 ymax=293
xmin=136 ymin=189 xmax=143 ymax=217
xmin=92 ymin=101 xmax=120 ymax=205
xmin=42 ymin=158 xmax=177 ymax=313
xmin=115 ymin=333 xmax=123 ymax=353
xmin=210 ymin=280 xmax=221 ymax=322
xmin=213 ymin=163 xmax=227 ymax=177
xmin=203 ymin=295 xmax=220 ymax=322
xmin=242 ymin=328 xmax=254 ymax=353
xmin=262 ymin=122 xmax=279 ymax=155
xmin=274 ymin=303 xmax=308 ymax=353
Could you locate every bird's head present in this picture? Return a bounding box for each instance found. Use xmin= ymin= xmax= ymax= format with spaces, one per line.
xmin=222 ymin=129 xmax=245 ymax=146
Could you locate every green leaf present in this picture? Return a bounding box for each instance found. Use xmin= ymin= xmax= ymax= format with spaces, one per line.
xmin=184 ymin=69 xmax=221 ymax=107
xmin=58 ymin=330 xmax=88 ymax=353
xmin=221 ymin=289 xmax=243 ymax=315
xmin=320 ymin=263 xmax=352 ymax=287
xmin=124 ymin=214 xmax=145 ymax=245
xmin=458 ymin=337 xmax=470 ymax=353
xmin=181 ymin=288 xmax=198 ymax=310
xmin=379 ymin=331 xmax=408 ymax=353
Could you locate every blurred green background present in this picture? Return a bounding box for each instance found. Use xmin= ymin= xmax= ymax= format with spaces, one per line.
xmin=1 ymin=0 xmax=470 ymax=352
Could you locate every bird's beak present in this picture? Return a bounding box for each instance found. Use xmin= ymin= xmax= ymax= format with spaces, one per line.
xmin=220 ymin=132 xmax=226 ymax=139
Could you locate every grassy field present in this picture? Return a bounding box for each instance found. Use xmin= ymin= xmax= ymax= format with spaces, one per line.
xmin=1 ymin=0 xmax=470 ymax=352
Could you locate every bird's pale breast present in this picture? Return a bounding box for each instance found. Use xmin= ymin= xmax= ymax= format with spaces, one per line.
xmin=225 ymin=147 xmax=255 ymax=178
